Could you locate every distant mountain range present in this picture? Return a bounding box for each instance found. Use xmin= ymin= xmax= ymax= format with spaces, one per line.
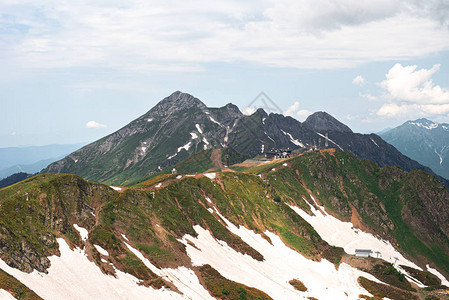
xmin=0 ymin=143 xmax=85 ymax=179
xmin=380 ymin=118 xmax=449 ymax=180
xmin=43 ymin=91 xmax=448 ymax=187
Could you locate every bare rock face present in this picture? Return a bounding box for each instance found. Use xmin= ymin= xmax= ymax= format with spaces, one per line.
xmin=304 ymin=111 xmax=353 ymax=133
xmin=42 ymin=91 xmax=449 ymax=188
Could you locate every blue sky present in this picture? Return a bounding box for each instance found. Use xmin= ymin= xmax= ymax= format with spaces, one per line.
xmin=1 ymin=0 xmax=449 ymax=147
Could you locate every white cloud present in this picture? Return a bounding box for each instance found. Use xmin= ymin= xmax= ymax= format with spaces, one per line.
xmin=296 ymin=109 xmax=312 ymax=121
xmin=284 ymin=102 xmax=300 ymax=117
xmin=377 ymin=63 xmax=449 ymax=117
xmin=284 ymin=102 xmax=312 ymax=121
xmin=359 ymin=93 xmax=377 ymax=101
xmin=243 ymin=107 xmax=256 ymax=115
xmin=10 ymin=131 xmax=17 ymax=136
xmin=352 ymin=75 xmax=365 ymax=85
xmin=86 ymin=120 xmax=106 ymax=128
xmin=1 ymin=0 xmax=449 ymax=74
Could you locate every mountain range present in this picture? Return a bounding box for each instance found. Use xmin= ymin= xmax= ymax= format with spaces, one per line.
xmin=380 ymin=118 xmax=449 ymax=180
xmin=42 ymin=91 xmax=448 ymax=188
xmin=1 ymin=149 xmax=448 ymax=299
xmin=0 ymin=144 xmax=85 ymax=179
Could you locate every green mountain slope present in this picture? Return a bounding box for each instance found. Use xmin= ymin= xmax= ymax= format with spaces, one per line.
xmin=2 ymin=150 xmax=449 ymax=298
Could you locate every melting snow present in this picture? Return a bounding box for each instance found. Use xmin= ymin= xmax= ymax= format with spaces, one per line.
xmin=176 ymin=175 xmax=182 ymax=179
xmin=155 ymin=183 xmax=162 ymax=188
xmin=190 ymin=132 xmax=198 ymax=139
xmin=281 ymin=129 xmax=304 ymax=147
xmin=90 ymin=211 xmax=96 ymax=217
xmin=110 ymin=186 xmax=122 ymax=191
xmin=94 ymin=245 xmax=109 ymax=256
xmin=0 ymin=290 xmax=15 ymax=300
xmin=147 ymin=118 xmax=153 ymax=122
xmin=101 ymin=258 xmax=108 ymax=263
xmin=409 ymin=121 xmax=439 ymax=130
xmin=203 ymin=173 xmax=216 ymax=179
xmin=73 ymin=224 xmax=88 ymax=242
xmin=208 ymin=116 xmax=223 ymax=127
xmin=121 ymin=234 xmax=129 ymax=241
xmin=370 ymin=138 xmax=379 ymax=148
xmin=262 ymin=117 xmax=266 ymax=124
xmin=205 ymin=197 xmax=212 ymax=203
xmin=141 ymin=146 xmax=147 ymax=153
xmin=315 ymin=132 xmax=344 ymax=151
xmin=207 ymin=208 xmax=214 ymax=214
xmin=0 ymin=239 xmax=184 ymax=300
xmin=290 ymin=197 xmax=420 ymax=269
xmin=125 ymin=243 xmax=213 ymax=299
xmin=177 ymin=142 xmax=192 ymax=153
xmin=167 ymin=153 xmax=177 ymax=160
xmin=261 ymin=144 xmax=264 ymax=153
xmin=179 ymin=212 xmax=378 ymax=300
xmin=195 ymin=124 xmax=203 ymax=134
xmin=426 ymin=264 xmax=449 ymax=286
xmin=282 ymin=163 xmax=288 ymax=166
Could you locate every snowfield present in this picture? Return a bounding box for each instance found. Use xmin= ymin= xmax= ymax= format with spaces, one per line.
xmin=290 ymin=196 xmax=421 ymax=270
xmin=179 ymin=209 xmax=378 ymax=300
xmin=0 ymin=239 xmax=184 ymax=300
xmin=0 ymin=289 xmax=15 ymax=300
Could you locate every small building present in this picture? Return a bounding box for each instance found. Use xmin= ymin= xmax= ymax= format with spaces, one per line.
xmin=355 ymin=249 xmax=373 ymax=257
xmin=265 ymin=149 xmax=292 ymax=160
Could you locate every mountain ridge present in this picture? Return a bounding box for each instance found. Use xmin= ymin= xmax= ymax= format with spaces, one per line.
xmin=380 ymin=118 xmax=449 ymax=180
xmin=43 ymin=91 xmax=449 ymax=188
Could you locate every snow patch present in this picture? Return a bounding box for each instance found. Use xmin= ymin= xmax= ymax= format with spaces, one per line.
xmin=176 ymin=175 xmax=182 ymax=180
xmin=283 ymin=163 xmax=288 ymax=167
xmin=0 ymin=239 xmax=183 ymax=300
xmin=0 ymin=290 xmax=15 ymax=300
xmin=73 ymin=224 xmax=88 ymax=242
xmin=190 ymin=132 xmax=198 ymax=139
xmin=121 ymin=234 xmax=129 ymax=241
xmin=101 ymin=258 xmax=108 ymax=263
xmin=147 ymin=118 xmax=153 ymax=122
xmin=409 ymin=121 xmax=439 ymax=130
xmin=205 ymin=197 xmax=212 ymax=203
xmin=90 ymin=211 xmax=96 ymax=217
xmin=370 ymin=138 xmax=379 ymax=148
xmin=94 ymin=245 xmax=109 ymax=256
xmin=204 ymin=173 xmax=216 ymax=179
xmin=315 ymin=132 xmax=344 ymax=151
xmin=195 ymin=124 xmax=203 ymax=134
xmin=261 ymin=144 xmax=264 ymax=153
xmin=110 ymin=186 xmax=122 ymax=191
xmin=290 ymin=198 xmax=420 ymax=269
xmin=155 ymin=183 xmax=162 ymax=188
xmin=426 ymin=264 xmax=449 ymax=286
xmin=208 ymin=116 xmax=223 ymax=127
xmin=177 ymin=142 xmax=192 ymax=153
xmin=125 ymin=242 xmax=213 ymax=299
xmin=179 ymin=216 xmax=379 ymax=299
xmin=167 ymin=153 xmax=177 ymax=160
xmin=207 ymin=208 xmax=214 ymax=214
xmin=281 ymin=129 xmax=304 ymax=147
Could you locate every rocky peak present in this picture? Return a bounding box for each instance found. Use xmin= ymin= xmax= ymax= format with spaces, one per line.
xmin=408 ymin=118 xmax=439 ymax=130
xmin=148 ymin=91 xmax=207 ymax=117
xmin=303 ymin=111 xmax=353 ymax=133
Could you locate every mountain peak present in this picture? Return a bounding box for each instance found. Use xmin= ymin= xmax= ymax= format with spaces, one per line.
xmin=303 ymin=111 xmax=353 ymax=133
xmin=149 ymin=91 xmax=207 ymax=116
xmin=408 ymin=118 xmax=439 ymax=130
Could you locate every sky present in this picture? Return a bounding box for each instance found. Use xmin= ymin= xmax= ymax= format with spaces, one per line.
xmin=1 ymin=0 xmax=449 ymax=147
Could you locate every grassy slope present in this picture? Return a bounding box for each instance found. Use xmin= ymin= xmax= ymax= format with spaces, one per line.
xmin=1 ymin=149 xmax=448 ymax=296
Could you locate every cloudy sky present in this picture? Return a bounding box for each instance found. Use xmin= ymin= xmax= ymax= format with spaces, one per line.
xmin=1 ymin=0 xmax=449 ymax=147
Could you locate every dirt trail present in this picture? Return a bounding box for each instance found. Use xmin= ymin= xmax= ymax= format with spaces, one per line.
xmin=210 ymin=149 xmax=224 ymax=169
